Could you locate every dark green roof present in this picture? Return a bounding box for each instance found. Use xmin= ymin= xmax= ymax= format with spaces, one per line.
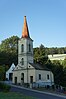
xmin=29 ymin=63 xmax=50 ymax=71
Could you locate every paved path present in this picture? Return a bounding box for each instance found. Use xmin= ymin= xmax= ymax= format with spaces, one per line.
xmin=10 ymin=85 xmax=66 ymax=99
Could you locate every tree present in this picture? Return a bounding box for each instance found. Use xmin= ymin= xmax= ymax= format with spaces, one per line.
xmin=45 ymin=60 xmax=64 ymax=86
xmin=34 ymin=44 xmax=48 ymax=65
xmin=62 ymin=58 xmax=66 ymax=68
xmin=51 ymin=60 xmax=63 ymax=85
xmin=0 ymin=65 xmax=5 ymax=81
xmin=61 ymin=67 xmax=66 ymax=87
xmin=0 ymin=36 xmax=19 ymax=66
xmin=0 ymin=36 xmax=19 ymax=52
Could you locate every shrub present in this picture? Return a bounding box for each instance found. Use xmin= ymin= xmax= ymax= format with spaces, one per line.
xmin=0 ymin=82 xmax=11 ymax=92
xmin=52 ymin=85 xmax=55 ymax=90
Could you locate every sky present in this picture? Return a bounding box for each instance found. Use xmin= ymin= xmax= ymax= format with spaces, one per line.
xmin=0 ymin=0 xmax=66 ymax=48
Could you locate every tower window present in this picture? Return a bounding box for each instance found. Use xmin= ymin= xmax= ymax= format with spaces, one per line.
xmin=21 ymin=44 xmax=24 ymax=52
xmin=39 ymin=74 xmax=41 ymax=80
xmin=21 ymin=58 xmax=24 ymax=65
xmin=47 ymin=74 xmax=49 ymax=80
xmin=29 ymin=44 xmax=31 ymax=52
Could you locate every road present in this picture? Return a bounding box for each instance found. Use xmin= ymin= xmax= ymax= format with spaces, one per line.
xmin=10 ymin=85 xmax=66 ymax=99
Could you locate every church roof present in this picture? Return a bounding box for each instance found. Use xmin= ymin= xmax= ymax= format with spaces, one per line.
xmin=29 ymin=63 xmax=50 ymax=71
xmin=22 ymin=16 xmax=30 ymax=38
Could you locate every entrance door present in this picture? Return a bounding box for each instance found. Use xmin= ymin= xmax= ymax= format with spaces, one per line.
xmin=14 ymin=77 xmax=17 ymax=84
xmin=9 ymin=73 xmax=13 ymax=81
xmin=21 ymin=73 xmax=24 ymax=84
xmin=30 ymin=76 xmax=33 ymax=83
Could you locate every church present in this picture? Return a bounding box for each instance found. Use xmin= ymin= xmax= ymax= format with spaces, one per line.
xmin=12 ymin=16 xmax=54 ymax=87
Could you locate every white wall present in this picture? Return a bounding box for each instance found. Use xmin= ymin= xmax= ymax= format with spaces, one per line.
xmin=13 ymin=68 xmax=54 ymax=86
xmin=48 ymin=54 xmax=66 ymax=60
xmin=35 ymin=70 xmax=54 ymax=86
xmin=18 ymin=38 xmax=33 ymax=68
xmin=6 ymin=63 xmax=15 ymax=80
xmin=12 ymin=69 xmax=35 ymax=84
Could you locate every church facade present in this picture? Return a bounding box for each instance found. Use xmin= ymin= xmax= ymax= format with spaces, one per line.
xmin=12 ymin=16 xmax=54 ymax=87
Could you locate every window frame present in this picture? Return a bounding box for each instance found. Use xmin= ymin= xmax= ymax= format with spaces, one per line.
xmin=21 ymin=44 xmax=24 ymax=52
xmin=21 ymin=58 xmax=24 ymax=65
xmin=29 ymin=44 xmax=31 ymax=52
xmin=39 ymin=74 xmax=41 ymax=80
xmin=47 ymin=74 xmax=49 ymax=80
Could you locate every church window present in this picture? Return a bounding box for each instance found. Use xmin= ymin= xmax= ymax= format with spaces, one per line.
xmin=29 ymin=44 xmax=31 ymax=52
xmin=21 ymin=58 xmax=24 ymax=65
xmin=39 ymin=74 xmax=41 ymax=80
xmin=21 ymin=44 xmax=24 ymax=52
xmin=47 ymin=74 xmax=49 ymax=80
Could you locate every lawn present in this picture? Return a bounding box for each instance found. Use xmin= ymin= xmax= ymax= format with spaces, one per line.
xmin=0 ymin=92 xmax=36 ymax=99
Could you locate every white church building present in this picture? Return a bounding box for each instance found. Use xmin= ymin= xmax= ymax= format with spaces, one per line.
xmin=12 ymin=16 xmax=54 ymax=87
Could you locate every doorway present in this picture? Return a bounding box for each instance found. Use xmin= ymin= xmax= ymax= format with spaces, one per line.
xmin=14 ymin=77 xmax=17 ymax=84
xmin=21 ymin=73 xmax=24 ymax=84
xmin=9 ymin=73 xmax=13 ymax=81
xmin=30 ymin=76 xmax=33 ymax=83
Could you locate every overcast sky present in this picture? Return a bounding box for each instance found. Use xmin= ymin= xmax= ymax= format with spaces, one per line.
xmin=0 ymin=0 xmax=66 ymax=48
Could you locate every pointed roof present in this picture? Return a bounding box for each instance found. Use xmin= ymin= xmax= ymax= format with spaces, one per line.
xmin=22 ymin=16 xmax=30 ymax=38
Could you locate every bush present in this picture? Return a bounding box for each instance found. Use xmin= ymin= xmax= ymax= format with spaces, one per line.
xmin=0 ymin=82 xmax=11 ymax=92
xmin=46 ymin=85 xmax=50 ymax=89
xmin=52 ymin=85 xmax=55 ymax=90
xmin=24 ymin=83 xmax=29 ymax=87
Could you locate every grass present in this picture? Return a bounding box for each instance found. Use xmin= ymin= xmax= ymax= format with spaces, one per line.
xmin=0 ymin=92 xmax=36 ymax=99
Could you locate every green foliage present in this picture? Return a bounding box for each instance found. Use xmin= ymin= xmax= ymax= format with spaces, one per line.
xmin=0 ymin=66 xmax=6 ymax=81
xmin=0 ymin=36 xmax=19 ymax=52
xmin=0 ymin=92 xmax=36 ymax=99
xmin=62 ymin=58 xmax=66 ymax=68
xmin=0 ymin=82 xmax=11 ymax=92
xmin=45 ymin=60 xmax=66 ymax=87
xmin=0 ymin=36 xmax=19 ymax=66
xmin=34 ymin=44 xmax=66 ymax=87
xmin=34 ymin=46 xmax=66 ymax=55
xmin=0 ymin=36 xmax=19 ymax=81
xmin=61 ymin=68 xmax=66 ymax=87
xmin=52 ymin=61 xmax=63 ymax=85
xmin=34 ymin=44 xmax=48 ymax=65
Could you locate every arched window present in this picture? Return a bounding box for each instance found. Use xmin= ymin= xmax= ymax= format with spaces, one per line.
xmin=21 ymin=44 xmax=24 ymax=52
xmin=29 ymin=44 xmax=31 ymax=52
xmin=21 ymin=58 xmax=24 ymax=65
xmin=47 ymin=74 xmax=49 ymax=80
xmin=39 ymin=74 xmax=41 ymax=80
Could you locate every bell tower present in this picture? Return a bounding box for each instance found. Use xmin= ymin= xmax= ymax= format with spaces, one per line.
xmin=18 ymin=16 xmax=33 ymax=68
